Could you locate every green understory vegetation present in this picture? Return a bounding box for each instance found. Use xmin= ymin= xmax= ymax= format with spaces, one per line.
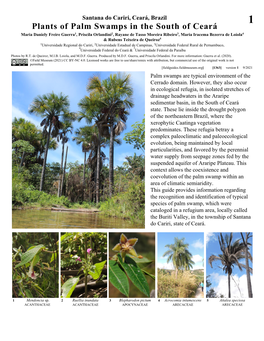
xmin=12 ymin=160 xmax=145 ymax=224
xmin=158 ymin=269 xmax=203 ymax=298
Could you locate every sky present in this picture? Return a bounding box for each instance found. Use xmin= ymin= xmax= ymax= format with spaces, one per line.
xmin=206 ymin=232 xmax=253 ymax=298
xmin=157 ymin=232 xmax=204 ymax=271
xmin=12 ymin=71 xmax=145 ymax=167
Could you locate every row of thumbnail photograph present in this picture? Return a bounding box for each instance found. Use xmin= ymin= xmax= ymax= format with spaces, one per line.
xmin=12 ymin=232 xmax=253 ymax=299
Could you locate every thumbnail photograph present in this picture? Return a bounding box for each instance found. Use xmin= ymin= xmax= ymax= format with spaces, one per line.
xmin=60 ymin=232 xmax=107 ymax=298
xmin=158 ymin=232 xmax=204 ymax=298
xmin=206 ymin=232 xmax=253 ymax=298
xmin=12 ymin=232 xmax=59 ymax=298
xmin=109 ymin=232 xmax=155 ymax=298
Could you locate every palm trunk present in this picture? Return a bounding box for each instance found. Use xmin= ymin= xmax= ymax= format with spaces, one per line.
xmin=40 ymin=121 xmax=52 ymax=191
xmin=245 ymin=249 xmax=253 ymax=297
xmin=228 ymin=273 xmax=231 ymax=298
xmin=18 ymin=151 xmax=25 ymax=172
xmin=175 ymin=267 xmax=178 ymax=280
xmin=82 ymin=151 xmax=86 ymax=202
xmin=61 ymin=145 xmax=68 ymax=196
xmin=241 ymin=233 xmax=253 ymax=298
xmin=109 ymin=118 xmax=114 ymax=197
xmin=96 ymin=131 xmax=101 ymax=204
xmin=58 ymin=141 xmax=65 ymax=197
xmin=20 ymin=151 xmax=25 ymax=168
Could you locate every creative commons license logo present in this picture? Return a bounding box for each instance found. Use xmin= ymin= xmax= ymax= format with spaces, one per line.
xmin=11 ymin=59 xmax=28 ymax=66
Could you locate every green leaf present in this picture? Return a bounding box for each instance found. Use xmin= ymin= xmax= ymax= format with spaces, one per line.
xmin=32 ymin=254 xmax=40 ymax=266
xmin=25 ymin=289 xmax=33 ymax=298
xmin=88 ymin=260 xmax=106 ymax=280
xmin=15 ymin=245 xmax=45 ymax=268
xmin=109 ymin=260 xmax=129 ymax=297
xmin=33 ymin=283 xmax=44 ymax=294
xmin=141 ymin=268 xmax=155 ymax=280
xmin=50 ymin=252 xmax=57 ymax=263
xmin=132 ymin=256 xmax=153 ymax=269
xmin=61 ymin=277 xmax=80 ymax=298
xmin=118 ymin=255 xmax=150 ymax=297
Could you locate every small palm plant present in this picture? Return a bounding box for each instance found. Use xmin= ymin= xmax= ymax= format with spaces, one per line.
xmin=163 ymin=237 xmax=194 ymax=279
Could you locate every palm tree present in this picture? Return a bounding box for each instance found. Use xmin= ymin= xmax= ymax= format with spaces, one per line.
xmin=78 ymin=93 xmax=110 ymax=203
xmin=208 ymin=233 xmax=252 ymax=298
xmin=29 ymin=92 xmax=71 ymax=191
xmin=73 ymin=128 xmax=91 ymax=201
xmin=240 ymin=232 xmax=253 ymax=298
xmin=86 ymin=73 xmax=134 ymax=197
xmin=61 ymin=145 xmax=68 ymax=197
xmin=124 ymin=153 xmax=145 ymax=180
xmin=57 ymin=121 xmax=73 ymax=197
xmin=12 ymin=118 xmax=39 ymax=168
xmin=12 ymin=118 xmax=39 ymax=145
xmin=163 ymin=237 xmax=193 ymax=279
xmin=12 ymin=117 xmax=58 ymax=168
xmin=182 ymin=251 xmax=195 ymax=271
xmin=73 ymin=125 xmax=107 ymax=202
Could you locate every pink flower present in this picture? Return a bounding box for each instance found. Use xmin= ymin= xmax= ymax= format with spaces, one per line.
xmin=76 ymin=256 xmax=81 ymax=262
xmin=87 ymin=248 xmax=92 ymax=254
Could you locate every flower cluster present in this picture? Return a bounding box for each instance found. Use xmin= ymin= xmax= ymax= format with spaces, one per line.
xmin=75 ymin=248 xmax=93 ymax=262
xmin=75 ymin=248 xmax=95 ymax=275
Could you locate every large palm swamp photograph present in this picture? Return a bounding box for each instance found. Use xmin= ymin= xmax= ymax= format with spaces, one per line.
xmin=206 ymin=232 xmax=253 ymax=298
xmin=157 ymin=232 xmax=204 ymax=298
xmin=12 ymin=71 xmax=145 ymax=228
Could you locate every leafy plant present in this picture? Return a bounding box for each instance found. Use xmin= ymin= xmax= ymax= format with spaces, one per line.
xmin=12 ymin=233 xmax=58 ymax=298
xmin=61 ymin=232 xmax=107 ymax=298
xmin=109 ymin=233 xmax=155 ymax=297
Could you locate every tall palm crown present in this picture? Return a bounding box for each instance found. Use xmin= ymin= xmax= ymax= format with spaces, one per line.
xmin=86 ymin=73 xmax=134 ymax=197
xmin=163 ymin=237 xmax=194 ymax=278
xmin=29 ymin=92 xmax=71 ymax=191
xmin=208 ymin=233 xmax=252 ymax=298
xmin=12 ymin=117 xmax=57 ymax=163
xmin=12 ymin=118 xmax=39 ymax=144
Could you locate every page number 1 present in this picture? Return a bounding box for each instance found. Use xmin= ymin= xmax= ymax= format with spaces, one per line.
xmin=249 ymin=15 xmax=253 ymax=23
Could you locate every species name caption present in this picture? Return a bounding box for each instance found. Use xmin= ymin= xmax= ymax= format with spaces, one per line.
xmin=219 ymin=299 xmax=245 ymax=306
xmin=149 ymin=72 xmax=252 ymax=226
xmin=66 ymin=298 xmax=100 ymax=306
xmin=118 ymin=298 xmax=152 ymax=306
xmin=23 ymin=298 xmax=51 ymax=306
xmin=162 ymin=298 xmax=202 ymax=306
